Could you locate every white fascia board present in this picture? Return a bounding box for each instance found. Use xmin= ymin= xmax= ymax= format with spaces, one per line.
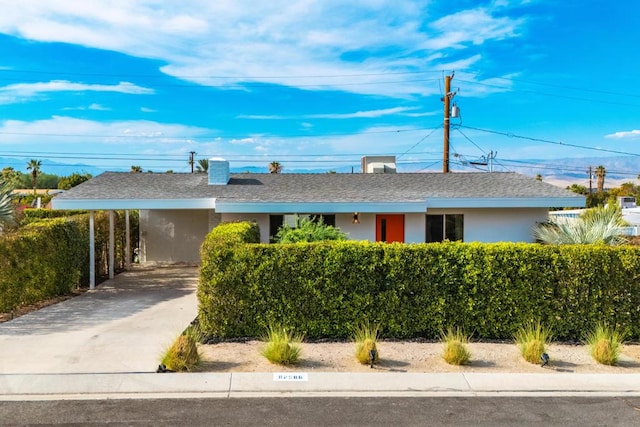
xmin=426 ymin=197 xmax=586 ymax=209
xmin=51 ymin=198 xmax=216 ymax=210
xmin=215 ymin=201 xmax=427 ymax=213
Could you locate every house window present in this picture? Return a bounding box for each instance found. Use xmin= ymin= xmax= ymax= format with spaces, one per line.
xmin=269 ymin=214 xmax=336 ymax=242
xmin=426 ymin=214 xmax=464 ymax=242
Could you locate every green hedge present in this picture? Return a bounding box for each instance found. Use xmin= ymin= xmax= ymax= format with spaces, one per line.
xmin=19 ymin=208 xmax=87 ymax=225
xmin=0 ymin=211 xmax=139 ymax=314
xmin=0 ymin=217 xmax=86 ymax=313
xmin=198 ymin=223 xmax=640 ymax=341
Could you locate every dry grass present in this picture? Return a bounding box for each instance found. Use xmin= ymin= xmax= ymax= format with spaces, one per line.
xmin=441 ymin=328 xmax=472 ymax=365
xmin=353 ymin=322 xmax=380 ymax=365
xmin=260 ymin=325 xmax=304 ymax=365
xmin=584 ymin=323 xmax=626 ymax=366
xmin=160 ymin=334 xmax=201 ymax=372
xmin=515 ymin=322 xmax=552 ymax=364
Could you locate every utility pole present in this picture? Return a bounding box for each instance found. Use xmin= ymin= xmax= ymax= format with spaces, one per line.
xmin=488 ymin=150 xmax=497 ymax=173
xmin=189 ymin=151 xmax=196 ymax=173
xmin=442 ymin=72 xmax=455 ymax=173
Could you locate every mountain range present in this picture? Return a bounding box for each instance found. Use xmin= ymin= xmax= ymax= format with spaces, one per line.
xmin=1 ymin=155 xmax=637 ymax=190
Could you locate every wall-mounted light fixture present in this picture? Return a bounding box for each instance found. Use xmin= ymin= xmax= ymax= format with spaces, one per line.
xmin=352 ymin=212 xmax=360 ymax=224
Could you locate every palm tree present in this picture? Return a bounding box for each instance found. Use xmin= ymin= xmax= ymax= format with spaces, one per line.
xmin=26 ymin=159 xmax=42 ymax=194
xmin=268 ymin=161 xmax=282 ymax=174
xmin=196 ymin=159 xmax=209 ymax=173
xmin=0 ymin=179 xmax=15 ymax=229
xmin=595 ymin=165 xmax=606 ymax=193
xmin=130 ymin=165 xmax=143 ymax=173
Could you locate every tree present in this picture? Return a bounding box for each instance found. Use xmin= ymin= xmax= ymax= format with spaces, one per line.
xmin=567 ymin=184 xmax=588 ymax=195
xmin=535 ymin=174 xmax=542 ymax=181
xmin=58 ymin=172 xmax=92 ymax=190
xmin=130 ymin=165 xmax=143 ymax=173
xmin=595 ymin=165 xmax=606 ymax=193
xmin=1 ymin=167 xmax=21 ymax=190
xmin=275 ymin=217 xmax=347 ymax=243
xmin=0 ymin=178 xmax=15 ymax=230
xmin=268 ymin=161 xmax=282 ymax=174
xmin=26 ymin=159 xmax=42 ymax=194
xmin=196 ymin=159 xmax=209 ymax=173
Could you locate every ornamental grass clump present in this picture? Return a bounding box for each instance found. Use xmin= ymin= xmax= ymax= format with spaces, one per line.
xmin=260 ymin=324 xmax=304 ymax=365
xmin=353 ymin=321 xmax=380 ymax=365
xmin=584 ymin=323 xmax=626 ymax=366
xmin=514 ymin=322 xmax=552 ymax=364
xmin=160 ymin=334 xmax=201 ymax=372
xmin=441 ymin=327 xmax=472 ymax=366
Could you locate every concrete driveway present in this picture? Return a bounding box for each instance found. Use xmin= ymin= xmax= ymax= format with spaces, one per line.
xmin=0 ymin=265 xmax=198 ymax=374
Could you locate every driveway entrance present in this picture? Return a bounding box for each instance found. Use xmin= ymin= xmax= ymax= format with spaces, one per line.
xmin=0 ymin=265 xmax=198 ymax=374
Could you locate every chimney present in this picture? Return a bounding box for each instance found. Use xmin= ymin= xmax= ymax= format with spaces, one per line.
xmin=360 ymin=156 xmax=397 ymax=173
xmin=208 ymin=158 xmax=230 ymax=185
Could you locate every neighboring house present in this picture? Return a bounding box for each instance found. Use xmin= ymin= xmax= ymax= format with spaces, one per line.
xmin=52 ymin=157 xmax=585 ymax=265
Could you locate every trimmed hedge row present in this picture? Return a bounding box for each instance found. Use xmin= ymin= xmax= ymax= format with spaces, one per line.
xmin=0 ymin=211 xmax=138 ymax=314
xmin=0 ymin=217 xmax=86 ymax=313
xmin=198 ymin=222 xmax=640 ymax=341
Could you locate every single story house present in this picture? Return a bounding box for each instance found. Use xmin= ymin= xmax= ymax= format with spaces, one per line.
xmin=52 ymin=156 xmax=585 ymax=286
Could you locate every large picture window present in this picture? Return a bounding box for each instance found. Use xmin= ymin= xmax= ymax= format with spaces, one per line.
xmin=426 ymin=214 xmax=464 ymax=242
xmin=269 ymin=214 xmax=335 ymax=242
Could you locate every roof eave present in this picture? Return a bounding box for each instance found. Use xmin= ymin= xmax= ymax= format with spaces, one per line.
xmin=51 ymin=198 xmax=217 ymax=210
xmin=427 ymin=197 xmax=586 ymax=209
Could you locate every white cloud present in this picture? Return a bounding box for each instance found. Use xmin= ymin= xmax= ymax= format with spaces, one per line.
xmin=64 ymin=103 xmax=111 ymax=111
xmin=0 ymin=116 xmax=213 ymax=146
xmin=0 ymin=1 xmax=527 ymax=97
xmin=238 ymin=107 xmax=428 ymax=120
xmin=140 ymin=107 xmax=157 ymax=113
xmin=0 ymin=80 xmax=153 ymax=104
xmin=605 ymin=130 xmax=640 ymax=140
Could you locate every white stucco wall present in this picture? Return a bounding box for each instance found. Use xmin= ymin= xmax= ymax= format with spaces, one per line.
xmin=426 ymin=208 xmax=548 ymax=243
xmin=220 ymin=213 xmax=270 ymax=242
xmin=139 ymin=209 xmax=210 ymax=263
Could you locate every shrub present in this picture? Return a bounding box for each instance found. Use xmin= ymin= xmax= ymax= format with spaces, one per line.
xmin=198 ymin=222 xmax=640 ymax=341
xmin=275 ymin=217 xmax=347 ymax=243
xmin=160 ymin=334 xmax=201 ymax=372
xmin=534 ymin=205 xmax=627 ymax=245
xmin=515 ymin=322 xmax=552 ymax=364
xmin=441 ymin=327 xmax=471 ymax=365
xmin=584 ymin=323 xmax=626 ymax=365
xmin=353 ymin=321 xmax=380 ymax=365
xmin=260 ymin=324 xmax=303 ymax=365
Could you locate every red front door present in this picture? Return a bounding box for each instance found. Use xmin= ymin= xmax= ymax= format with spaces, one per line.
xmin=376 ymin=215 xmax=405 ymax=243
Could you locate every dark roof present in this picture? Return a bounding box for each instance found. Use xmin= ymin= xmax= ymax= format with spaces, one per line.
xmin=55 ymin=171 xmax=582 ymax=203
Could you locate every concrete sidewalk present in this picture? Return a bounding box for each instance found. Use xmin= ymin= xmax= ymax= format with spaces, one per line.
xmin=2 ymin=372 xmax=640 ymax=400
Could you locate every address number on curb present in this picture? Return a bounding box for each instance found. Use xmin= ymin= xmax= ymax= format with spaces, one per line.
xmin=273 ymin=373 xmax=309 ymax=381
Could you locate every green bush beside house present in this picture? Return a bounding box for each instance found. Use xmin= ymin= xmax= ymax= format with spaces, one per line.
xmin=0 ymin=211 xmax=137 ymax=314
xmin=198 ymin=222 xmax=640 ymax=341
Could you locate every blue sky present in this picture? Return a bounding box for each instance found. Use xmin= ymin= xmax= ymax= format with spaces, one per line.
xmin=0 ymin=0 xmax=639 ymax=177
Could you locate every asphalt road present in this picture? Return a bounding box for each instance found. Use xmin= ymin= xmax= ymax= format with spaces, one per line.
xmin=2 ymin=396 xmax=640 ymax=426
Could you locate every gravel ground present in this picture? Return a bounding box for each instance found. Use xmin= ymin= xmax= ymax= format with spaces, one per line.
xmin=198 ymin=341 xmax=640 ymax=373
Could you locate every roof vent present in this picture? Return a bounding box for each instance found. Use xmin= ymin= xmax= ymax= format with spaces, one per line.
xmin=208 ymin=158 xmax=230 ymax=185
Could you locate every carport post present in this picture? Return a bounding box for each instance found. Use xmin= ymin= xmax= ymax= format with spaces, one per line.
xmin=109 ymin=210 xmax=115 ymax=279
xmin=89 ymin=211 xmax=95 ymax=290
xmin=125 ymin=209 xmax=131 ymax=269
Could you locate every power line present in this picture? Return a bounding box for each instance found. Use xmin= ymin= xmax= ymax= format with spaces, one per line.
xmin=0 ymin=127 xmax=434 ymax=139
xmin=458 ymin=125 xmax=640 ymax=158
xmin=456 ymin=79 xmax=640 ymax=108
xmin=397 ymin=126 xmax=441 ymax=159
xmin=0 ymin=68 xmax=444 ymax=79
